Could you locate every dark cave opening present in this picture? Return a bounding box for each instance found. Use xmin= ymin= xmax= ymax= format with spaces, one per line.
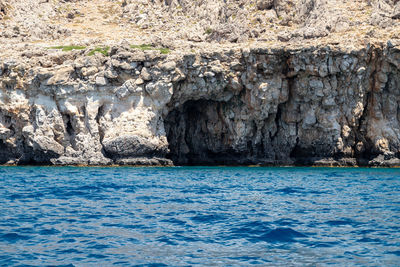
xmin=165 ymin=100 xmax=248 ymax=165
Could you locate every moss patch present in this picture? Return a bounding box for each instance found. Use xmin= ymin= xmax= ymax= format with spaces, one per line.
xmin=158 ymin=47 xmax=171 ymax=54
xmin=88 ymin=46 xmax=110 ymax=56
xmin=130 ymin=44 xmax=170 ymax=54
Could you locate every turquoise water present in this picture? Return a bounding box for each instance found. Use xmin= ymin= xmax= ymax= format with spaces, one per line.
xmin=0 ymin=167 xmax=399 ymax=266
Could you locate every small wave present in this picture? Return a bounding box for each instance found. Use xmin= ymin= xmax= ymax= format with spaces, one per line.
xmin=227 ymin=225 xmax=307 ymax=243
xmin=39 ymin=228 xmax=60 ymax=235
xmin=121 ymin=224 xmax=150 ymax=230
xmin=14 ymin=227 xmax=35 ymax=234
xmin=9 ymin=192 xmax=44 ymax=200
xmin=228 ymin=255 xmax=270 ymax=264
xmin=190 ymin=213 xmax=227 ymax=224
xmin=97 ymin=182 xmax=131 ymax=191
xmin=57 ymin=238 xmax=76 ymax=243
xmin=32 ymin=174 xmax=48 ymax=178
xmin=326 ymin=219 xmax=360 ymax=226
xmin=173 ymin=233 xmax=201 ymax=243
xmin=357 ymin=237 xmax=381 ymax=243
xmin=46 ymin=264 xmax=75 ymax=267
xmin=260 ymin=227 xmax=307 ymax=243
xmin=160 ymin=218 xmax=186 ymax=226
xmin=157 ymin=236 xmax=178 ymax=245
xmin=196 ymin=186 xmax=218 ymax=194
xmin=88 ymin=244 xmax=112 ymax=250
xmin=0 ymin=233 xmax=31 ymax=242
xmin=307 ymin=190 xmax=330 ymax=195
xmin=310 ymin=241 xmax=340 ymax=248
xmin=102 ymin=223 xmax=152 ymax=230
xmin=356 ymin=229 xmax=376 ymax=235
xmin=275 ymin=187 xmax=305 ymax=194
xmin=88 ymin=171 xmax=108 ymax=177
xmin=387 ymin=251 xmax=400 ymax=256
xmin=181 ymin=186 xmax=218 ymax=194
xmin=123 ymin=188 xmax=137 ymax=193
xmin=127 ymin=238 xmax=140 ymax=244
xmin=273 ymin=218 xmax=300 ymax=227
xmin=82 ymin=213 xmax=103 ymax=219
xmin=168 ymin=198 xmax=196 ymax=204
xmin=76 ymin=185 xmax=100 ymax=191
xmin=275 ymin=187 xmax=327 ymax=195
xmin=228 ymin=221 xmax=271 ymax=240
xmin=58 ymin=248 xmax=82 ymax=254
xmin=112 ymin=261 xmax=130 ymax=265
xmin=136 ymin=196 xmax=162 ymax=201
xmin=87 ymin=253 xmax=108 ymax=259
xmin=132 ymin=263 xmax=168 ymax=267
xmin=324 ymin=172 xmax=345 ymax=178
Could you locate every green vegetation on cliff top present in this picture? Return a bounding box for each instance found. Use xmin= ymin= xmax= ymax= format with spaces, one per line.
xmin=88 ymin=46 xmax=110 ymax=56
xmin=47 ymin=44 xmax=170 ymax=55
xmin=130 ymin=44 xmax=170 ymax=54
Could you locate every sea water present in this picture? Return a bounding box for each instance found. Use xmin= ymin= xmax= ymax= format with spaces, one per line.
xmin=0 ymin=167 xmax=399 ymax=266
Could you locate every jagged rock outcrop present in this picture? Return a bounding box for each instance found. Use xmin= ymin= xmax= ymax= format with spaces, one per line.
xmin=0 ymin=44 xmax=399 ymax=166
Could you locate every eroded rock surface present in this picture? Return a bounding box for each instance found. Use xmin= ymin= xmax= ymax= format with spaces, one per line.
xmin=1 ymin=44 xmax=400 ymax=166
xmin=1 ymin=0 xmax=400 ymax=51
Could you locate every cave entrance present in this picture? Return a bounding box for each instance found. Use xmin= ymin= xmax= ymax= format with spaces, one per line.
xmin=164 ymin=100 xmax=244 ymax=165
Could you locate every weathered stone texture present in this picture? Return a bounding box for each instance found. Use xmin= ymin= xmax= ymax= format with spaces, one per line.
xmin=0 ymin=45 xmax=399 ymax=166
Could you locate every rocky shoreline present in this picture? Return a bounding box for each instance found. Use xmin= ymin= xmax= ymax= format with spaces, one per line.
xmin=0 ymin=43 xmax=399 ymax=167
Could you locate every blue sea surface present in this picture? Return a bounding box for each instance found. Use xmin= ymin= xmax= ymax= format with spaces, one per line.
xmin=0 ymin=167 xmax=399 ymax=266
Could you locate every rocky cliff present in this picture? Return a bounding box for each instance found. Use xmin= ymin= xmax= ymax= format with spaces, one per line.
xmin=1 ymin=0 xmax=400 ymax=166
xmin=1 ymin=43 xmax=400 ymax=166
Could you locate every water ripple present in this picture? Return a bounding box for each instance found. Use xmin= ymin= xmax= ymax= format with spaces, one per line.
xmin=0 ymin=167 xmax=399 ymax=266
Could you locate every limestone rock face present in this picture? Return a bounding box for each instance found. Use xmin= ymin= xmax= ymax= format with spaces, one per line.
xmin=1 ymin=44 xmax=400 ymax=166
